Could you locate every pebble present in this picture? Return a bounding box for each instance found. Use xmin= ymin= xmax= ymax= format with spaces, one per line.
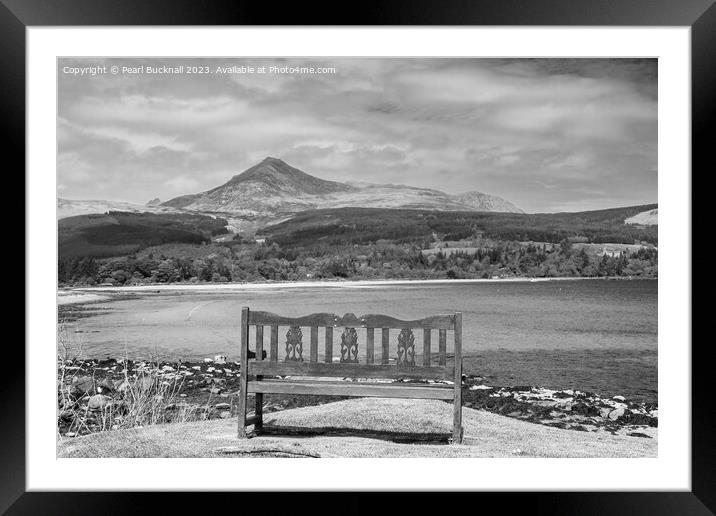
xmin=88 ymin=394 xmax=111 ymax=410
xmin=608 ymin=408 xmax=626 ymax=420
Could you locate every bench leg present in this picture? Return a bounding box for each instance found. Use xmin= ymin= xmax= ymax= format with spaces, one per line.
xmin=254 ymin=392 xmax=263 ymax=434
xmin=238 ymin=306 xmax=249 ymax=438
xmin=453 ymin=399 xmax=463 ymax=444
xmin=238 ymin=383 xmax=248 ymax=438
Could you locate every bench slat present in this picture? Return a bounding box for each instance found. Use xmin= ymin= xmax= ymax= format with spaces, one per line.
xmin=325 ymin=327 xmax=333 ymax=363
xmin=361 ymin=314 xmax=455 ymax=330
xmin=256 ymin=325 xmax=264 ymax=361
xmin=366 ymin=327 xmax=374 ymax=364
xmin=438 ymin=329 xmax=447 ymax=366
xmin=310 ymin=326 xmax=318 ymax=363
xmin=423 ymin=329 xmax=431 ymax=366
xmin=381 ymin=328 xmax=389 ymax=365
xmin=247 ymin=379 xmax=455 ymax=400
xmin=270 ymin=325 xmax=278 ymax=363
xmin=249 ymin=361 xmax=454 ymax=381
xmin=247 ymin=311 xmax=456 ymax=330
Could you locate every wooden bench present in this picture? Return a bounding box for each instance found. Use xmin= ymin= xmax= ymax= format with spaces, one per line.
xmin=237 ymin=307 xmax=464 ymax=443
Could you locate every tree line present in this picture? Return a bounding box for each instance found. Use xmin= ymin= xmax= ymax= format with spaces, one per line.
xmin=58 ymin=239 xmax=657 ymax=286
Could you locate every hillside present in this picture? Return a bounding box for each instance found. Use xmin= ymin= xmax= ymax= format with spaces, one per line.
xmin=262 ymin=204 xmax=659 ymax=249
xmin=57 ymin=198 xmax=178 ymax=220
xmin=58 ymin=211 xmax=229 ymax=259
xmin=161 ymin=157 xmax=523 ymax=216
xmin=625 ymin=208 xmax=658 ymax=226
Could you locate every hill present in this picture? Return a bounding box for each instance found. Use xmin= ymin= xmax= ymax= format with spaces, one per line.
xmin=625 ymin=208 xmax=658 ymax=226
xmin=58 ymin=211 xmax=230 ymax=259
xmin=57 ymin=198 xmax=178 ymax=220
xmin=262 ymin=204 xmax=659 ymax=250
xmin=162 ymin=157 xmax=523 ymax=216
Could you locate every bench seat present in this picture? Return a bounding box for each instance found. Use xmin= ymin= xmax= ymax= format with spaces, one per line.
xmin=247 ymin=378 xmax=455 ymax=399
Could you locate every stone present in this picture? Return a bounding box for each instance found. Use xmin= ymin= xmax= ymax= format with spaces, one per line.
xmin=220 ymin=411 xmax=232 ymax=419
xmin=72 ymin=376 xmax=96 ymax=396
xmin=88 ymin=394 xmax=111 ymax=410
xmin=215 ymin=402 xmax=231 ymax=410
xmin=98 ymin=378 xmax=116 ymax=392
xmin=214 ymin=355 xmax=227 ymax=364
xmin=203 ymin=357 xmax=214 ymax=363
xmin=608 ymin=408 xmax=626 ymax=420
xmin=599 ymin=407 xmax=612 ymax=418
xmin=191 ymin=366 xmax=201 ymax=370
xmin=612 ymin=395 xmax=626 ymax=402
xmin=114 ymin=380 xmax=131 ymax=392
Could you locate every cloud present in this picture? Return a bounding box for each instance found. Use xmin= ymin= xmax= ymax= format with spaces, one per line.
xmin=57 ymin=57 xmax=657 ymax=212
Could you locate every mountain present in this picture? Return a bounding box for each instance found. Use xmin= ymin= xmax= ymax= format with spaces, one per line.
xmin=162 ymin=157 xmax=523 ymax=216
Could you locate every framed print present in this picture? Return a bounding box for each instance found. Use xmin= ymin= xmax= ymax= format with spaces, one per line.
xmin=7 ymin=0 xmax=712 ymax=512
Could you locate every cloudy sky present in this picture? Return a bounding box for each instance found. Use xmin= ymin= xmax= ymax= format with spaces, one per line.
xmin=58 ymin=57 xmax=656 ymax=213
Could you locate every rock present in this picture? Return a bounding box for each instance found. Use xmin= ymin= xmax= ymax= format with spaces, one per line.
xmin=214 ymin=355 xmax=227 ymax=364
xmin=612 ymin=395 xmax=626 ymax=402
xmin=88 ymin=394 xmax=111 ymax=410
xmin=71 ymin=376 xmax=95 ymax=396
xmin=215 ymin=402 xmax=231 ymax=410
xmin=191 ymin=366 xmax=201 ymax=371
xmin=469 ymin=384 xmax=493 ymax=390
xmin=114 ymin=380 xmax=131 ymax=392
xmin=220 ymin=411 xmax=232 ymax=419
xmin=98 ymin=378 xmax=116 ymax=392
xmin=599 ymin=407 xmax=612 ymax=418
xmin=203 ymin=358 xmax=214 ymax=363
xmin=65 ymin=432 xmax=77 ymax=437
xmin=608 ymin=408 xmax=626 ymax=420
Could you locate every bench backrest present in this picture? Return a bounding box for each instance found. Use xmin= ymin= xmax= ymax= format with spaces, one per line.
xmin=239 ymin=307 xmax=462 ymax=382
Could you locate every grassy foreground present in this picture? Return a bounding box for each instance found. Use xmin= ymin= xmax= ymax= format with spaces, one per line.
xmin=57 ymin=398 xmax=656 ymax=458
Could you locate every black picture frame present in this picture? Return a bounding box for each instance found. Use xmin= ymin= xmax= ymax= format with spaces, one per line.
xmin=6 ymin=0 xmax=710 ymax=513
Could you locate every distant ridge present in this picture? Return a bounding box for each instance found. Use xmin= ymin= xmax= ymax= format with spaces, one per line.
xmin=161 ymin=157 xmax=524 ymax=216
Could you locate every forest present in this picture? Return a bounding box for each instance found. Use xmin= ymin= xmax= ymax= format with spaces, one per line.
xmin=58 ymin=238 xmax=657 ymax=286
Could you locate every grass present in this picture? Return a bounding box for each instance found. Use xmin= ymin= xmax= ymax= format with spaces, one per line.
xmin=57 ymin=398 xmax=657 ymax=458
xmin=57 ymin=327 xmax=215 ymax=436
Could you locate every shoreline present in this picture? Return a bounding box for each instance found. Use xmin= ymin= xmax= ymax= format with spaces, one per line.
xmin=57 ymin=356 xmax=657 ymax=440
xmin=63 ymin=275 xmax=654 ymax=294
